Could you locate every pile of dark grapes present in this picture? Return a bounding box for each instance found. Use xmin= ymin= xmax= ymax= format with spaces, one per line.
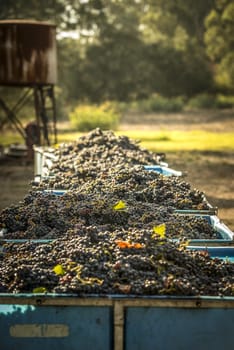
xmin=1 ymin=187 xmax=216 ymax=240
xmin=0 ymin=128 xmax=233 ymax=296
xmin=0 ymin=227 xmax=233 ymax=295
xmin=34 ymin=128 xmax=163 ymax=190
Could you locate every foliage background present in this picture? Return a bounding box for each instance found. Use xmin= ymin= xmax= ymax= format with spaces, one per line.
xmin=0 ymin=0 xmax=233 ymax=121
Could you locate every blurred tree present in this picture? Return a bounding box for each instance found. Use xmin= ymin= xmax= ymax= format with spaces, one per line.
xmin=1 ymin=0 xmax=231 ymax=104
xmin=57 ymin=38 xmax=84 ymax=101
xmin=79 ymin=0 xmax=145 ymax=101
xmin=0 ymin=0 xmax=108 ymax=35
xmin=139 ymin=0 xmax=214 ymax=96
xmin=0 ymin=0 xmax=65 ymax=25
xmin=81 ymin=33 xmax=147 ymax=102
xmin=205 ymin=0 xmax=234 ymax=91
xmin=144 ymin=42 xmax=212 ymax=97
xmin=141 ymin=0 xmax=215 ymax=46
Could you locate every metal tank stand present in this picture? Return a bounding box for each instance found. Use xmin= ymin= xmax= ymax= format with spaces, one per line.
xmin=0 ymin=85 xmax=57 ymax=147
xmin=0 ymin=91 xmax=30 ymax=142
xmin=33 ymin=85 xmax=57 ymax=146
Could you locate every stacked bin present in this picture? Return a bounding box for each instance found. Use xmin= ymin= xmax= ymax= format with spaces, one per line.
xmin=33 ymin=146 xmax=234 ymax=247
xmin=0 ymin=144 xmax=234 ymax=350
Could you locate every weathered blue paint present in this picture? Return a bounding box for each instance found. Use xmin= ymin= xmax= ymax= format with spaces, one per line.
xmin=144 ymin=165 xmax=183 ymax=176
xmin=189 ymin=246 xmax=234 ymax=262
xmin=0 ymin=295 xmax=234 ymax=350
xmin=125 ymin=306 xmax=234 ymax=350
xmin=0 ymin=303 xmax=113 ymax=350
xmin=43 ymin=189 xmax=67 ymax=195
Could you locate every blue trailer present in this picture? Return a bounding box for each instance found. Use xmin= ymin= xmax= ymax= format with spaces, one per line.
xmin=1 ymin=247 xmax=233 ymax=350
xmin=143 ymin=164 xmax=183 ymax=176
xmin=2 ymin=145 xmax=231 ymax=349
xmin=0 ymin=294 xmax=234 ymax=350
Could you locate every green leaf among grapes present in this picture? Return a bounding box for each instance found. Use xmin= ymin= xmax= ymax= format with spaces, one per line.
xmin=33 ymin=287 xmax=48 ymax=294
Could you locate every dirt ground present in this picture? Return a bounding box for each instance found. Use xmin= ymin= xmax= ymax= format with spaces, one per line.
xmin=0 ymin=109 xmax=233 ymax=231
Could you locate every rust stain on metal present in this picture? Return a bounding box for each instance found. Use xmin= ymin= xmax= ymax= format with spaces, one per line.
xmin=10 ymin=324 xmax=69 ymax=337
xmin=0 ymin=20 xmax=57 ymax=86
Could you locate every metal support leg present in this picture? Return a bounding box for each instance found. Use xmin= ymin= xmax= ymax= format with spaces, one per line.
xmin=0 ymin=97 xmax=26 ymax=140
xmin=33 ymin=85 xmax=57 ymax=146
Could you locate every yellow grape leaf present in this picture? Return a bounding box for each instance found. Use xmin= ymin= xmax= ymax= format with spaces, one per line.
xmin=53 ymin=264 xmax=66 ymax=276
xmin=33 ymin=287 xmax=47 ymax=294
xmin=113 ymin=200 xmax=126 ymax=211
xmin=152 ymin=223 xmax=166 ymax=239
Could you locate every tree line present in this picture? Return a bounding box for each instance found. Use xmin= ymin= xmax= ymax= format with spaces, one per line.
xmin=1 ymin=0 xmax=234 ymax=106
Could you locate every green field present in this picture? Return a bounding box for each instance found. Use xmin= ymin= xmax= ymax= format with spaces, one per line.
xmin=117 ymin=130 xmax=234 ymax=152
xmin=1 ymin=129 xmax=234 ymax=152
xmin=56 ymin=129 xmax=234 ymax=152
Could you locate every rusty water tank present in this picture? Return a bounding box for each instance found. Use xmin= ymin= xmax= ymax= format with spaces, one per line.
xmin=0 ymin=20 xmax=57 ymax=86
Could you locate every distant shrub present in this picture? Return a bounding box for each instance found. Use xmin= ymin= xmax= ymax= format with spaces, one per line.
xmin=69 ymin=102 xmax=120 ymax=131
xmin=130 ymin=95 xmax=184 ymax=113
xmin=186 ymin=93 xmax=218 ymax=109
xmin=216 ymin=94 xmax=234 ymax=109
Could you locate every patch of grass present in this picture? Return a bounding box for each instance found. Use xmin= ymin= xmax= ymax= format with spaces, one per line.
xmin=57 ymin=131 xmax=83 ymax=143
xmin=120 ymin=130 xmax=234 ymax=152
xmin=0 ymin=132 xmax=23 ymax=145
xmin=57 ymin=129 xmax=234 ymax=152
xmin=1 ymin=128 xmax=233 ymax=153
